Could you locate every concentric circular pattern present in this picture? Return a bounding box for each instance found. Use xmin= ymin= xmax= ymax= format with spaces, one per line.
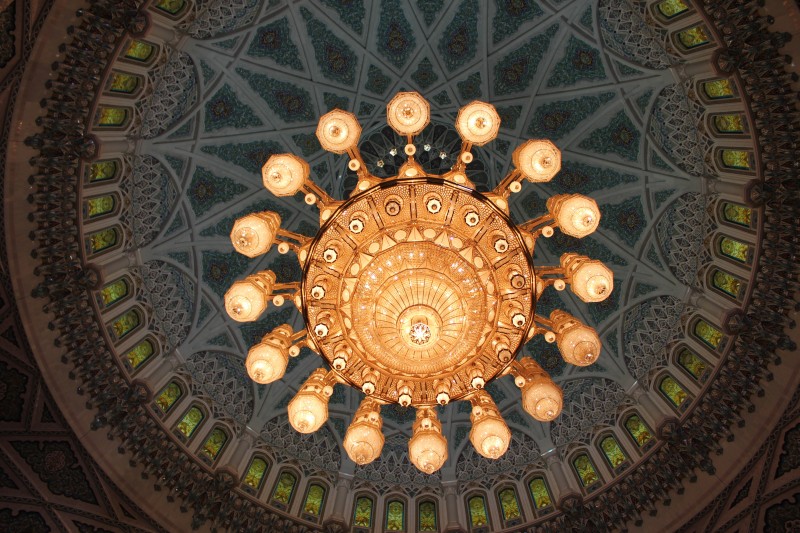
xmin=303 ymin=178 xmax=535 ymax=406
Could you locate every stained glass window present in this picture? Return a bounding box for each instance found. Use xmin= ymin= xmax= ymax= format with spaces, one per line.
xmin=678 ymin=348 xmax=708 ymax=381
xmin=385 ymin=500 xmax=405 ymax=531
xmin=713 ymin=114 xmax=746 ymax=134
xmin=155 ymin=382 xmax=182 ymax=413
xmin=498 ymin=488 xmax=522 ymax=523
xmin=656 ymin=0 xmax=689 ymax=18
xmin=97 ymin=107 xmax=129 ymax=127
xmin=418 ymin=501 xmax=437 ymax=532
xmin=303 ymin=484 xmax=326 ymax=519
xmin=722 ymin=202 xmax=754 ymax=228
xmin=243 ymin=456 xmax=268 ymax=491
xmin=272 ymin=472 xmax=297 ymax=505
xmin=599 ymin=436 xmax=629 ymax=470
xmin=677 ymin=25 xmax=710 ymax=49
xmin=712 ymin=269 xmax=744 ymax=300
xmin=702 ymin=79 xmax=735 ymax=100
xmin=720 ymin=149 xmax=752 ymax=170
xmin=176 ymin=406 xmax=204 ymax=439
xmin=98 ymin=278 xmax=128 ymax=308
xmin=109 ymin=309 xmax=140 ymax=341
xmin=85 ymin=195 xmax=116 ymax=219
xmin=719 ymin=236 xmax=751 ymax=264
xmin=199 ymin=427 xmax=228 ymax=462
xmin=124 ymin=40 xmax=156 ymax=62
xmin=468 ymin=495 xmax=489 ymax=529
xmin=86 ymin=160 xmax=119 ymax=183
xmin=659 ymin=376 xmax=689 ymax=408
xmin=694 ymin=319 xmax=724 ymax=350
xmin=125 ymin=339 xmax=155 ymax=370
xmin=87 ymin=227 xmax=119 ymax=255
xmin=572 ymin=454 xmax=600 ymax=488
xmin=109 ymin=72 xmax=141 ymax=94
xmin=155 ymin=0 xmax=186 ymax=15
xmin=353 ymin=496 xmax=374 ymax=528
xmin=528 ymin=477 xmax=553 ymax=511
xmin=624 ymin=414 xmax=653 ymax=448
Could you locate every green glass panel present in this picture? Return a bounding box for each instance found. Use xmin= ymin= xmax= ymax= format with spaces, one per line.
xmin=88 ymin=228 xmax=118 ymax=254
xmin=624 ymin=415 xmax=653 ymax=447
xmin=498 ymin=488 xmax=521 ymax=522
xmin=418 ymin=501 xmax=437 ymax=531
xmin=272 ymin=472 xmax=297 ymax=504
xmin=109 ymin=72 xmax=140 ymax=94
xmin=87 ymin=160 xmax=118 ymax=183
xmin=678 ymin=348 xmax=708 ymax=380
xmin=528 ymin=477 xmax=552 ymax=510
xmin=99 ymin=278 xmax=128 ymax=307
xmin=97 ymin=107 xmax=129 ymax=127
xmin=87 ymin=195 xmax=116 ymax=218
xmin=468 ymin=496 xmax=489 ymax=528
xmin=600 ymin=436 xmax=628 ymax=469
xmin=124 ymin=40 xmax=155 ymax=62
xmin=714 ymin=114 xmax=745 ymax=134
xmin=657 ymin=0 xmax=689 ymax=17
xmin=353 ymin=496 xmax=373 ymax=527
xmin=678 ymin=26 xmax=710 ymax=48
xmin=713 ymin=270 xmax=743 ymax=299
xmin=303 ymin=484 xmax=325 ymax=517
xmin=125 ymin=339 xmax=154 ymax=370
xmin=659 ymin=376 xmax=689 ymax=407
xmin=155 ymin=0 xmax=186 ymax=14
xmin=694 ymin=320 xmax=724 ymax=349
xmin=155 ymin=382 xmax=181 ymax=413
xmin=722 ymin=203 xmax=753 ymax=228
xmin=721 ymin=149 xmax=752 ymax=170
xmin=110 ymin=309 xmax=139 ymax=340
xmin=243 ymin=457 xmax=268 ymax=490
xmin=200 ymin=428 xmax=228 ymax=461
xmin=719 ymin=236 xmax=751 ymax=263
xmin=573 ymin=454 xmax=600 ymax=487
xmin=385 ymin=500 xmax=404 ymax=531
xmin=176 ymin=406 xmax=204 ymax=438
xmin=702 ymin=79 xmax=735 ymax=99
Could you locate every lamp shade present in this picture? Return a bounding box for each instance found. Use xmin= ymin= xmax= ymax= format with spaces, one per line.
xmin=408 ymin=408 xmax=448 ymax=474
xmin=316 ymin=109 xmax=362 ymax=154
xmin=287 ymin=369 xmax=332 ymax=434
xmin=561 ymin=253 xmax=613 ymax=303
xmin=230 ymin=211 xmax=281 ymax=257
xmin=224 ymin=271 xmax=276 ymax=322
xmin=455 ymin=101 xmax=500 ymax=145
xmin=262 ymin=154 xmax=309 ymax=197
xmin=513 ymin=140 xmax=561 ymax=182
xmin=546 ymin=194 xmax=600 ymax=238
xmin=550 ymin=310 xmax=602 ymax=367
xmin=469 ymin=390 xmax=511 ymax=459
xmin=387 ymin=92 xmax=430 ymax=137
xmin=245 ymin=324 xmax=292 ymax=384
xmin=343 ymin=398 xmax=385 ymax=465
xmin=517 ymin=359 xmax=563 ymax=421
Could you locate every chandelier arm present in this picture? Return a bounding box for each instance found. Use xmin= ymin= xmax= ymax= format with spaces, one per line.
xmin=301 ymin=180 xmax=334 ymax=209
xmin=519 ymin=213 xmax=555 ymax=233
xmin=451 ymin=140 xmax=474 ymax=174
xmin=345 ymin=146 xmax=375 ymax=181
xmin=492 ymin=169 xmax=524 ymax=198
xmin=275 ymin=229 xmax=311 ymax=246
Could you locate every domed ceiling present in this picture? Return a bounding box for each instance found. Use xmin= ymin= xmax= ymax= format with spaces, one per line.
xmin=3 ymin=0 xmax=799 ymax=531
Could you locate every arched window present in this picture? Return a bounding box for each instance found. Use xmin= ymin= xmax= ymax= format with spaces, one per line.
xmin=467 ymin=494 xmax=490 ymax=532
xmin=711 ymin=114 xmax=747 ymax=135
xmin=175 ymin=405 xmax=205 ymax=440
xmin=352 ymin=495 xmax=374 ymax=531
xmin=86 ymin=227 xmax=120 ymax=255
xmin=418 ymin=500 xmax=438 ymax=532
xmin=123 ymin=40 xmax=157 ymax=63
xmin=719 ymin=149 xmax=753 ymax=171
xmin=199 ymin=427 xmax=229 ymax=464
xmin=528 ymin=476 xmax=553 ymax=514
xmin=97 ymin=278 xmax=129 ymax=309
xmin=717 ymin=235 xmax=752 ymax=265
xmin=107 ymin=308 xmax=141 ymax=342
xmin=85 ymin=160 xmax=120 ymax=184
xmin=96 ymin=106 xmax=131 ymax=128
xmin=599 ymin=435 xmax=630 ymax=473
xmin=108 ymin=71 xmax=142 ymax=95
xmin=384 ymin=499 xmax=405 ymax=531
xmin=242 ymin=456 xmax=269 ymax=494
xmin=720 ymin=202 xmax=756 ymax=230
xmin=701 ymin=79 xmax=736 ymax=101
xmin=301 ymin=482 xmax=327 ymax=522
xmin=676 ymin=25 xmax=710 ymax=49
xmin=677 ymin=347 xmax=710 ymax=382
xmin=497 ymin=487 xmax=523 ymax=527
xmin=711 ymin=268 xmax=746 ymax=301
xmin=124 ymin=338 xmax=156 ymax=371
xmin=572 ymin=453 xmax=602 ymax=491
xmin=693 ymin=319 xmax=725 ymax=351
xmin=154 ymin=0 xmax=187 ymax=16
xmin=655 ymin=0 xmax=689 ymax=18
xmin=623 ymin=413 xmax=654 ymax=449
xmin=271 ymin=471 xmax=298 ymax=510
xmin=85 ymin=194 xmax=117 ymax=220
xmin=659 ymin=375 xmax=690 ymax=411
xmin=154 ymin=381 xmax=182 ymax=414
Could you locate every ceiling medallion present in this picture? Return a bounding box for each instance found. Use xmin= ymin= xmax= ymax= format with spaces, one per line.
xmin=224 ymin=92 xmax=613 ymax=474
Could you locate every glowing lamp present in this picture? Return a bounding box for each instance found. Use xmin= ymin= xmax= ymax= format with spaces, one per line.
xmin=343 ymin=398 xmax=385 ymax=465
xmin=387 ymin=92 xmax=430 ymax=137
xmin=262 ymin=154 xmax=309 ymax=197
xmin=560 ymin=253 xmax=613 ymax=303
xmin=408 ymin=408 xmax=448 ymax=474
xmin=287 ymin=369 xmax=333 ymax=434
xmin=224 ymin=271 xmax=276 ymax=322
xmin=517 ymin=358 xmax=563 ymax=422
xmin=469 ymin=390 xmax=511 ymax=459
xmin=316 ymin=109 xmax=361 ymax=154
xmin=551 ymin=310 xmax=601 ymax=367
xmin=230 ymin=211 xmax=281 ymax=257
xmin=547 ymin=194 xmax=600 ymax=238
xmin=513 ymin=140 xmax=561 ymax=182
xmin=455 ymin=101 xmax=501 ymax=145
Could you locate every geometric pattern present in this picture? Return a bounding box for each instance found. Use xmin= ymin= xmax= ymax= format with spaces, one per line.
xmin=185 ymin=351 xmax=255 ymax=426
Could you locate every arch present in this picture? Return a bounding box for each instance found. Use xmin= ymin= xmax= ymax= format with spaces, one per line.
xmin=198 ymin=425 xmax=229 ymax=465
xmin=85 ymin=226 xmax=122 ymax=256
xmin=84 ymin=193 xmax=120 ymax=220
xmin=597 ymin=434 xmax=631 ymax=474
xmin=352 ymin=493 xmax=375 ymax=532
xmin=622 ymin=411 xmax=655 ymax=450
xmin=106 ymin=71 xmax=144 ymax=96
xmin=571 ymin=452 xmax=603 ymax=492
xmin=698 ymin=78 xmax=738 ymax=103
xmin=708 ymin=267 xmax=747 ymax=302
xmin=153 ymin=380 xmax=183 ymax=416
xmin=716 ymin=148 xmax=755 ymax=173
xmin=123 ymin=336 xmax=157 ymax=372
xmin=526 ymin=474 xmax=554 ymax=515
xmin=417 ymin=499 xmax=438 ymax=532
xmin=270 ymin=469 xmax=299 ymax=511
xmin=384 ymin=497 xmax=406 ymax=532
xmin=657 ymin=373 xmax=692 ymax=412
xmin=120 ymin=39 xmax=159 ymax=65
xmin=707 ymin=113 xmax=749 ymax=137
xmin=692 ymin=317 xmax=727 ymax=353
xmin=673 ymin=24 xmax=713 ymax=52
xmin=94 ymin=106 xmax=133 ymax=129
xmin=652 ymin=0 xmax=691 ymax=21
xmin=300 ymin=480 xmax=328 ymax=523
xmin=675 ymin=345 xmax=711 ymax=383
xmin=173 ymin=403 xmax=206 ymax=441
xmin=241 ymin=455 xmax=270 ymax=495
xmin=496 ymin=485 xmax=523 ymax=527
xmin=96 ymin=276 xmax=131 ymax=310
xmin=715 ymin=234 xmax=754 ymax=266
xmin=465 ymin=493 xmax=491 ymax=532
xmin=106 ymin=307 xmax=142 ymax=343
xmin=718 ymin=201 xmax=757 ymax=231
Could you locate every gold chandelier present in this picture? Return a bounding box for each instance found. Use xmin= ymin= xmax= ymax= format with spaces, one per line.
xmin=223 ymin=92 xmax=612 ymax=474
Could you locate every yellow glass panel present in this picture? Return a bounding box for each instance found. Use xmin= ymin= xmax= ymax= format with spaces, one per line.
xmin=109 ymin=72 xmax=140 ymax=94
xmin=125 ymin=339 xmax=155 ymax=370
xmin=498 ymin=488 xmax=521 ymax=521
xmin=99 ymin=278 xmax=128 ymax=307
xmin=468 ymin=496 xmax=489 ymax=527
xmin=243 ymin=457 xmax=268 ymax=490
xmin=713 ymin=114 xmax=745 ymax=134
xmin=155 ymin=382 xmax=181 ymax=413
xmin=659 ymin=376 xmax=689 ymax=407
xmin=88 ymin=228 xmax=118 ymax=254
xmin=110 ymin=309 xmax=139 ymax=340
xmin=418 ymin=501 xmax=437 ymax=531
xmin=529 ymin=477 xmax=552 ymax=510
xmin=678 ymin=26 xmax=710 ymax=48
xmin=176 ymin=406 xmax=204 ymax=438
xmin=694 ymin=320 xmax=724 ymax=349
xmin=97 ymin=107 xmax=129 ymax=127
xmin=155 ymin=0 xmax=186 ymax=14
xmin=272 ymin=472 xmax=296 ymax=504
xmin=624 ymin=415 xmax=653 ymax=447
xmin=304 ymin=484 xmax=326 ymax=517
xmin=721 ymin=150 xmax=752 ymax=170
xmin=719 ymin=236 xmax=751 ymax=263
xmin=678 ymin=348 xmax=708 ymax=380
xmin=702 ymin=79 xmax=735 ymax=100
xmin=713 ymin=269 xmax=743 ymax=299
xmin=124 ymin=40 xmax=155 ymax=62
xmin=200 ymin=428 xmax=228 ymax=461
xmin=353 ymin=496 xmax=373 ymax=527
xmin=657 ymin=0 xmax=690 ymax=18
xmin=87 ymin=160 xmax=118 ymax=183
xmin=385 ymin=500 xmax=404 ymax=531
xmin=600 ymin=436 xmax=628 ymax=469
xmin=573 ymin=454 xmax=599 ymax=487
xmin=86 ymin=195 xmax=116 ymax=219
xmin=722 ymin=203 xmax=752 ymax=228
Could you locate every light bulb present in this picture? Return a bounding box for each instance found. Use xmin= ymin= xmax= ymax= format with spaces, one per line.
xmin=262 ymin=154 xmax=309 ymax=197
xmin=561 ymin=254 xmax=613 ymax=303
xmin=230 ymin=211 xmax=281 ymax=257
xmin=546 ymin=194 xmax=600 ymax=238
xmin=316 ymin=109 xmax=361 ymax=153
xmin=288 ymin=369 xmax=332 ymax=434
xmin=408 ymin=409 xmax=448 ymax=474
xmin=521 ymin=374 xmax=563 ymax=422
xmin=387 ymin=92 xmax=430 ymax=136
xmin=455 ymin=101 xmax=500 ymax=145
xmin=224 ymin=271 xmax=276 ymax=322
xmin=469 ymin=391 xmax=511 ymax=459
xmin=551 ymin=311 xmax=601 ymax=367
xmin=343 ymin=398 xmax=385 ymax=465
xmin=513 ymin=139 xmax=561 ymax=182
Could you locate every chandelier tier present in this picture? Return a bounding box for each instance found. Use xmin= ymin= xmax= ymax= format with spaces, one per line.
xmin=224 ymin=92 xmax=613 ymax=474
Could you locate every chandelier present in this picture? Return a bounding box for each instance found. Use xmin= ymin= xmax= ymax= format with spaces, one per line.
xmin=223 ymin=92 xmax=612 ymax=474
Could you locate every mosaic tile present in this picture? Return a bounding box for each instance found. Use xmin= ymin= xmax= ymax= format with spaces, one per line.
xmin=454 ymin=425 xmax=470 ymax=447
xmin=323 ymin=92 xmax=349 ymax=111
xmin=495 ymin=139 xmax=510 ymax=155
xmin=207 ymin=333 xmax=233 ymax=347
xmin=246 ymin=17 xmax=304 ymax=71
xmin=527 ymin=92 xmax=615 ymax=140
xmin=238 ymin=307 xmax=295 ymax=346
xmin=633 ymin=282 xmax=658 ymax=299
xmin=204 ymin=84 xmax=263 ymax=132
xmin=654 ymin=189 xmax=675 ymax=209
xmin=197 ymin=299 xmax=212 ymax=327
xmin=168 ymin=251 xmax=190 ymax=267
xmin=651 ymin=151 xmax=672 ymax=171
xmin=201 ymin=139 xmax=286 ymax=174
xmin=486 ymin=382 xmax=507 ymax=402
xmin=312 ymin=162 xmax=330 ymax=185
xmin=320 ymin=0 xmax=365 ymax=35
xmin=579 ymin=6 xmax=594 ymax=30
xmin=544 ymin=232 xmax=628 ymax=267
xmin=519 ymin=189 xmax=547 ymax=218
xmin=267 ymin=254 xmax=302 ymax=284
xmin=588 ymin=278 xmax=623 ymax=323
xmin=549 ymin=160 xmax=638 ymax=195
xmin=236 ymin=68 xmax=316 ymax=123
xmin=212 ymin=37 xmax=239 ymax=51
xmin=505 ymin=409 xmax=530 ymax=428
xmin=527 ymin=336 xmax=566 ymax=378
xmin=600 ymin=196 xmax=646 ymax=247
xmin=365 ymin=64 xmax=392 ymax=95
xmin=546 ymin=36 xmax=606 ymax=88
xmin=164 ymin=155 xmax=185 ymax=176
xmin=329 ymin=385 xmax=346 ymax=405
xmin=616 ymin=61 xmax=643 ymax=78
xmin=167 ymin=120 xmax=193 ymax=140
xmin=457 ymin=72 xmax=482 ymax=99
xmin=604 ymin=330 xmax=618 ymax=355
xmin=382 ymin=404 xmax=417 ymax=425
xmin=493 ymin=23 xmax=559 ymax=95
xmin=646 ymin=244 xmax=664 ymax=268
xmin=199 ymin=60 xmax=216 ymax=85
xmin=301 ymin=7 xmax=358 ymax=85
xmin=292 ymin=133 xmax=322 ymax=156
xmin=201 ymin=251 xmax=253 ymax=297
xmin=199 ymin=198 xmax=293 ymax=237
xmin=358 ymin=101 xmax=376 ymax=116
xmin=329 ymin=417 xmax=347 ymax=437
xmin=377 ymin=0 xmax=416 ymax=69
xmin=497 ymin=106 xmax=522 ymax=130
xmin=491 ymin=0 xmax=544 ymax=44
xmin=286 ymin=343 xmax=310 ymax=373
xmin=458 ymin=402 xmax=472 ymax=414
xmin=187 ymin=166 xmax=248 ymax=217
xmin=164 ymin=211 xmax=185 ymax=236
xmin=635 ymin=89 xmax=653 ymax=115
xmin=578 ymin=110 xmax=641 ymax=161
xmin=411 ymin=57 xmax=439 ymax=89
xmin=416 ymin=0 xmax=444 ymax=26
xmin=296 ymin=220 xmax=320 ymax=237
xmin=432 ymin=90 xmax=451 ymax=105
xmin=438 ymin=0 xmax=479 ymax=72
